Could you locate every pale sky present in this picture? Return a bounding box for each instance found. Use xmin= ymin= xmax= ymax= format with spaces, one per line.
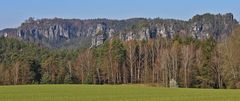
xmin=0 ymin=0 xmax=239 ymax=30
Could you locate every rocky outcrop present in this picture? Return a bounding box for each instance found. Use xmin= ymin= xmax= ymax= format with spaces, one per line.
xmin=0 ymin=13 xmax=238 ymax=49
xmin=91 ymin=23 xmax=107 ymax=47
xmin=189 ymin=13 xmax=237 ymax=40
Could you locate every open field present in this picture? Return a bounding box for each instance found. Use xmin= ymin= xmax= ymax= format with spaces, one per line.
xmin=0 ymin=85 xmax=239 ymax=101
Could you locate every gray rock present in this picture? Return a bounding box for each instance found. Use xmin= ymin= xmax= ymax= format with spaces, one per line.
xmin=0 ymin=13 xmax=238 ymax=49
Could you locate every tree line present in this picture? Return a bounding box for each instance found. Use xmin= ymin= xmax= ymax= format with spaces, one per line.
xmin=0 ymin=26 xmax=240 ymax=89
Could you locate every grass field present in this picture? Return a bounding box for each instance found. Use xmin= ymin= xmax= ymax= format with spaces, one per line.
xmin=0 ymin=85 xmax=239 ymax=101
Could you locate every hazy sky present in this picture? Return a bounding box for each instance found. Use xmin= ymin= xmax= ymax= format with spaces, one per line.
xmin=0 ymin=0 xmax=239 ymax=30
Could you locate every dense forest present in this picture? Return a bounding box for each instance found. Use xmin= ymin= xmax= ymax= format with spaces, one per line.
xmin=0 ymin=26 xmax=240 ymax=89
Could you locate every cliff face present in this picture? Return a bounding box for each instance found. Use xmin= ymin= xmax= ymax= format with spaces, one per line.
xmin=189 ymin=13 xmax=237 ymax=40
xmin=0 ymin=13 xmax=238 ymax=49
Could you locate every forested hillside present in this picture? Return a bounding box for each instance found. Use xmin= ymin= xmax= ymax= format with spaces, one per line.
xmin=0 ymin=13 xmax=237 ymax=49
xmin=0 ymin=26 xmax=240 ymax=88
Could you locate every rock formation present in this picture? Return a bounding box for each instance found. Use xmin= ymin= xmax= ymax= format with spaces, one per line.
xmin=0 ymin=13 xmax=238 ymax=49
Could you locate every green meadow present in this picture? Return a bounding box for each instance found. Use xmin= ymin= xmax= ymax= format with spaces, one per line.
xmin=0 ymin=85 xmax=239 ymax=101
